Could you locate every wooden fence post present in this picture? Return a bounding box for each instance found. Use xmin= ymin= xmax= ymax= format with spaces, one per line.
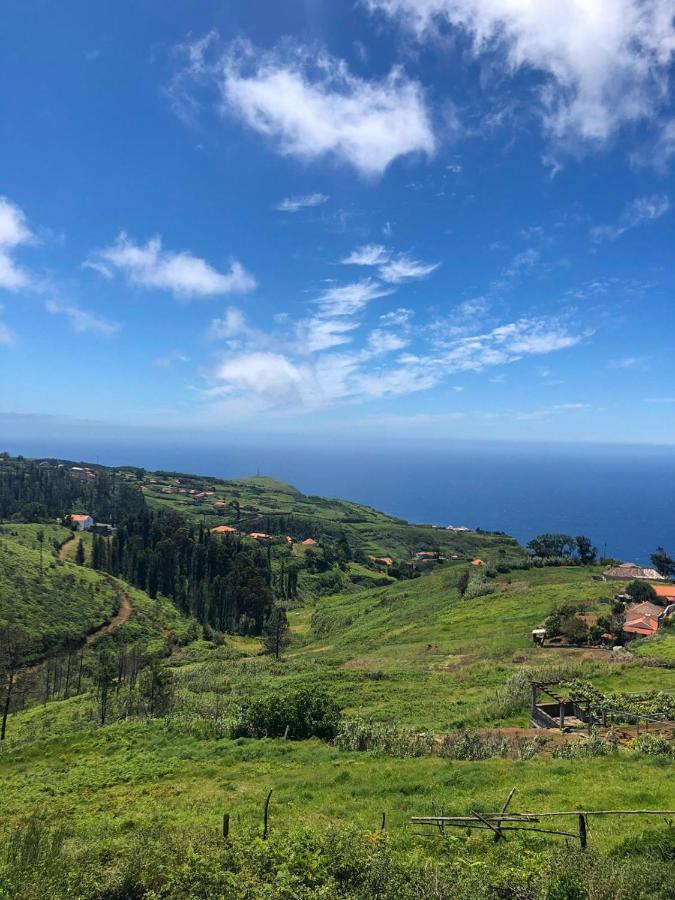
xmin=578 ymin=814 xmax=587 ymax=850
xmin=222 ymin=813 xmax=230 ymax=839
xmin=263 ymin=790 xmax=272 ymax=840
xmin=380 ymin=812 xmax=386 ymax=832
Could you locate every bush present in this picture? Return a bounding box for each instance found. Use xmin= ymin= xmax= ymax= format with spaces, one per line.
xmin=335 ymin=719 xmax=434 ymax=757
xmin=234 ymin=688 xmax=341 ymax=740
xmin=553 ymin=734 xmax=613 ymax=759
xmin=437 ymin=729 xmax=509 ymax=760
xmin=630 ymin=734 xmax=674 ymax=756
xmin=625 ymin=580 xmax=657 ymax=603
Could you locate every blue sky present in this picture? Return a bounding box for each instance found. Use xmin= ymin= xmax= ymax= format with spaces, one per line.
xmin=2 ymin=0 xmax=675 ymax=449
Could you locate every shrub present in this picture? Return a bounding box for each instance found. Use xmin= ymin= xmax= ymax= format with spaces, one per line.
xmin=625 ymin=580 xmax=657 ymax=603
xmin=437 ymin=729 xmax=509 ymax=760
xmin=334 ymin=719 xmax=434 ymax=757
xmin=630 ymin=734 xmax=674 ymax=756
xmin=553 ymin=734 xmax=613 ymax=759
xmin=234 ymin=688 xmax=341 ymax=740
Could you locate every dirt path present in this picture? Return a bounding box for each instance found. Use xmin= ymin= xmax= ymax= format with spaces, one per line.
xmin=16 ymin=576 xmax=133 ymax=681
xmin=57 ymin=533 xmax=76 ymax=561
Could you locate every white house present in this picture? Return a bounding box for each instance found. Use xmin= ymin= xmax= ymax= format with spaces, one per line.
xmin=70 ymin=514 xmax=94 ymax=531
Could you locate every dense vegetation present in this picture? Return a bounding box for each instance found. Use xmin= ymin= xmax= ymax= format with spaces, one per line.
xmin=92 ymin=510 xmax=275 ymax=634
xmin=2 ymin=453 xmax=675 ymax=898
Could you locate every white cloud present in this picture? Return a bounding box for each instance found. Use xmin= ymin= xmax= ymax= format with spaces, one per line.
xmin=45 ymin=300 xmax=121 ymax=336
xmin=645 ymin=396 xmax=675 ymax=404
xmin=275 ymin=193 xmax=329 ymax=212
xmin=365 ymin=0 xmax=675 ymax=147
xmin=590 ymin=193 xmax=670 ymax=241
xmin=297 ymin=317 xmax=359 ymax=353
xmin=220 ymin=41 xmax=435 ymax=176
xmin=367 ymin=328 xmax=409 ymax=354
xmin=378 ymin=253 xmax=440 ymax=284
xmin=341 ymin=244 xmax=439 ymax=283
xmin=202 ymin=312 xmax=585 ymax=415
xmin=208 ymin=307 xmax=252 ymax=340
xmin=379 ymin=307 xmax=413 ymax=327
xmin=90 ymin=233 xmax=256 ymax=299
xmin=314 ymin=279 xmax=393 ymax=317
xmin=434 ymin=317 xmax=587 ymax=372
xmin=0 ymin=196 xmax=34 ymax=291
xmin=342 ymin=243 xmax=391 ymax=266
xmin=0 ymin=322 xmax=14 ymax=345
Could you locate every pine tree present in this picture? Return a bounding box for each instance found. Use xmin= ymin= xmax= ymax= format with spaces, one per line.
xmin=262 ymin=605 xmax=290 ymax=660
xmin=75 ymin=538 xmax=85 ymax=566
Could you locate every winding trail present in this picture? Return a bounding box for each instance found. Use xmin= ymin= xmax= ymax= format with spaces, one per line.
xmin=16 ymin=574 xmax=133 ymax=681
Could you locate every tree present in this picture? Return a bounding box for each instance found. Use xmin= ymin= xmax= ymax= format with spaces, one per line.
xmin=36 ymin=528 xmax=45 ymax=573
xmin=75 ymin=538 xmax=85 ymax=566
xmin=457 ymin=569 xmax=470 ymax=597
xmin=651 ymin=547 xmax=675 ymax=580
xmin=625 ymin=580 xmax=657 ymax=603
xmin=91 ymin=648 xmax=117 ymax=725
xmin=0 ymin=627 xmax=31 ymax=741
xmin=575 ymin=535 xmax=597 ymax=566
xmin=138 ymin=660 xmax=174 ymax=717
xmin=558 ymin=613 xmax=589 ymax=646
xmin=262 ymin=605 xmax=290 ymax=660
xmin=527 ymin=533 xmax=576 ymax=559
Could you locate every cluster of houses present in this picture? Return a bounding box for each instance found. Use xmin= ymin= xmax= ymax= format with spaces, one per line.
xmin=211 ymin=525 xmax=317 ymax=547
xmin=533 ymin=561 xmax=674 ymax=646
xmin=603 ymin=561 xmax=673 ymax=638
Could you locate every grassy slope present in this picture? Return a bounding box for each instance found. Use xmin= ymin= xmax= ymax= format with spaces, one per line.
xmin=167 ymin=564 xmax=675 ymax=732
xmin=1 ymin=720 xmax=672 ymax=854
xmin=139 ymin=471 xmax=524 ymax=561
xmin=0 ymin=535 xmax=117 ymax=662
xmin=2 ymin=553 xmax=675 ymax=896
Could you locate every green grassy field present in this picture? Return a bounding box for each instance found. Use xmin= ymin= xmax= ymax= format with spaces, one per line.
xmin=2 ymin=503 xmax=675 ymax=897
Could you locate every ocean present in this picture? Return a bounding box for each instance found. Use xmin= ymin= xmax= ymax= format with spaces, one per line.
xmin=5 ymin=437 xmax=674 ymax=564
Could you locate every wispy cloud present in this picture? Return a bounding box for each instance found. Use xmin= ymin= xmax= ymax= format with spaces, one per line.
xmin=314 ymin=279 xmax=393 ymax=317
xmin=45 ymin=300 xmax=121 ymax=336
xmin=365 ymin=0 xmax=675 ymax=150
xmin=591 ymin=194 xmax=670 ymax=241
xmin=0 ymin=196 xmax=35 ymax=291
xmin=378 ymin=253 xmax=440 ymax=284
xmin=204 ymin=313 xmax=587 ymax=415
xmin=609 ymin=355 xmax=644 ymax=369
xmin=88 ymin=233 xmax=256 ymax=299
xmin=516 ymin=402 xmax=591 ymax=421
xmin=218 ymin=40 xmax=435 ymax=176
xmin=342 ymin=243 xmax=391 ymax=266
xmin=342 ymin=243 xmax=439 ymax=283
xmin=645 ymin=396 xmax=675 ymax=404
xmin=275 ymin=193 xmax=329 ymax=212
xmin=296 ymin=317 xmax=359 ymax=353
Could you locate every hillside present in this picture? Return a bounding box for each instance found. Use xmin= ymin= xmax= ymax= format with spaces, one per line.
xmin=136 ymin=466 xmax=524 ymax=562
xmin=2 ymin=454 xmax=675 ymax=898
xmin=0 ymin=526 xmax=118 ymax=663
xmin=2 ymin=558 xmax=675 ymax=898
